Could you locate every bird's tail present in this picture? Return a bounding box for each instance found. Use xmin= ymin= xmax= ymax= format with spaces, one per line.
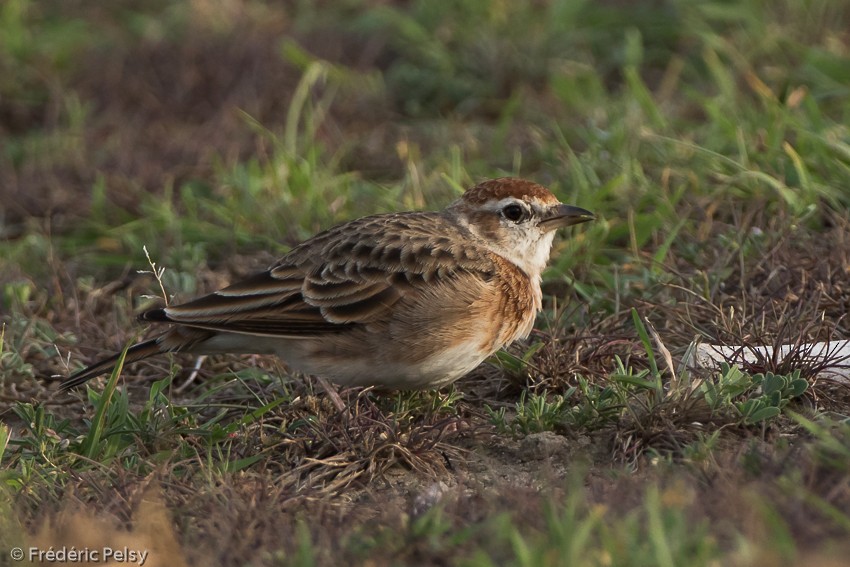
xmin=60 ymin=339 xmax=163 ymax=391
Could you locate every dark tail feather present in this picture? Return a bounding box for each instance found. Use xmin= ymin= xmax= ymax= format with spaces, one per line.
xmin=60 ymin=339 xmax=163 ymax=391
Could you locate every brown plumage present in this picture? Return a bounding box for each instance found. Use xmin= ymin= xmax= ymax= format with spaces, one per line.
xmin=62 ymin=177 xmax=593 ymax=391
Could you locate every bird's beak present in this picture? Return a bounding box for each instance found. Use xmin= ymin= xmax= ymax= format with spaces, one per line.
xmin=539 ymin=204 xmax=595 ymax=231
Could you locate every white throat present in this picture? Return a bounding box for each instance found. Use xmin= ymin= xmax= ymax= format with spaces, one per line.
xmin=495 ymin=230 xmax=556 ymax=278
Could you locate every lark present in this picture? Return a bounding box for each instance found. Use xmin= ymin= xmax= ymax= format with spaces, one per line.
xmin=62 ymin=178 xmax=594 ymax=392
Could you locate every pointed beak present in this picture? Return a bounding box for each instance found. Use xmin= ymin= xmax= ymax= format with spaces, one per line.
xmin=539 ymin=204 xmax=595 ymax=231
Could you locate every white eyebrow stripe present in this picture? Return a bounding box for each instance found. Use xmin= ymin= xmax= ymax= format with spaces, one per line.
xmin=479 ymin=197 xmax=530 ymax=212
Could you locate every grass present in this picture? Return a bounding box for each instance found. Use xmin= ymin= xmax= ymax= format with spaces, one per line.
xmin=2 ymin=0 xmax=850 ymax=565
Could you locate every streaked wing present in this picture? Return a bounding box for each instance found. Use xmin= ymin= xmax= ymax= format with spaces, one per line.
xmin=146 ymin=212 xmax=495 ymax=338
xmin=152 ymin=267 xmax=345 ymax=337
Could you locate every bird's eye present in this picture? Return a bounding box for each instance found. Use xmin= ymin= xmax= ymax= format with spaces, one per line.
xmin=502 ymin=204 xmax=525 ymax=222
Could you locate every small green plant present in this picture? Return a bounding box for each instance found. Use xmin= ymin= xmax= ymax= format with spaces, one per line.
xmin=5 ymin=401 xmax=78 ymax=493
xmin=565 ymin=375 xmax=626 ymax=430
xmin=79 ymin=345 xmax=129 ymax=460
xmin=386 ymin=387 xmax=463 ymax=420
xmin=700 ymin=363 xmax=809 ymax=425
xmin=488 ymin=390 xmax=575 ymax=435
xmin=735 ymin=369 xmax=809 ymax=425
xmin=513 ymin=390 xmax=572 ymax=434
xmin=9 ymin=402 xmax=75 ymax=462
xmin=490 ymin=341 xmax=545 ymax=383
xmin=699 ymin=362 xmax=752 ymax=410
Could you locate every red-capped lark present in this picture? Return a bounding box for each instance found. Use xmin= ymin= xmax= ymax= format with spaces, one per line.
xmin=62 ymin=178 xmax=594 ymax=394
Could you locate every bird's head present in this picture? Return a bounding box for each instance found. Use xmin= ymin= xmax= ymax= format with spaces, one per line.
xmin=448 ymin=178 xmax=595 ymax=276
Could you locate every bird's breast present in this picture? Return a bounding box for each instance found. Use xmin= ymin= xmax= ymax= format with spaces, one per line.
xmin=486 ymin=255 xmax=541 ymax=349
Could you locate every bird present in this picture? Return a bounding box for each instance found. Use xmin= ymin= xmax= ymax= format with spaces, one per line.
xmin=61 ymin=177 xmax=594 ymax=394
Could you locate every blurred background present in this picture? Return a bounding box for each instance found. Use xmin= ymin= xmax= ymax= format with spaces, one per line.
xmin=4 ymin=0 xmax=848 ymax=265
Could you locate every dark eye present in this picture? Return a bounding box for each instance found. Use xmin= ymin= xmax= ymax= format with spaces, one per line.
xmin=502 ymin=204 xmax=525 ymax=222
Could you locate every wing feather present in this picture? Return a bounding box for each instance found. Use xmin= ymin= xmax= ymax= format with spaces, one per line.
xmin=143 ymin=213 xmax=497 ymax=338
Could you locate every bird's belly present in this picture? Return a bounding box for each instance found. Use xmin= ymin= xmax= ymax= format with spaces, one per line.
xmin=201 ymin=323 xmax=504 ymax=390
xmin=286 ymin=340 xmax=489 ymax=389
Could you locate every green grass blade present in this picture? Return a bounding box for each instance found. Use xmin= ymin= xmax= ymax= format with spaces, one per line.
xmin=81 ymin=343 xmax=129 ymax=460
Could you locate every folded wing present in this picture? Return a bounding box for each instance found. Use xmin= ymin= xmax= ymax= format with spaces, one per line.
xmin=145 ymin=213 xmax=495 ymax=338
